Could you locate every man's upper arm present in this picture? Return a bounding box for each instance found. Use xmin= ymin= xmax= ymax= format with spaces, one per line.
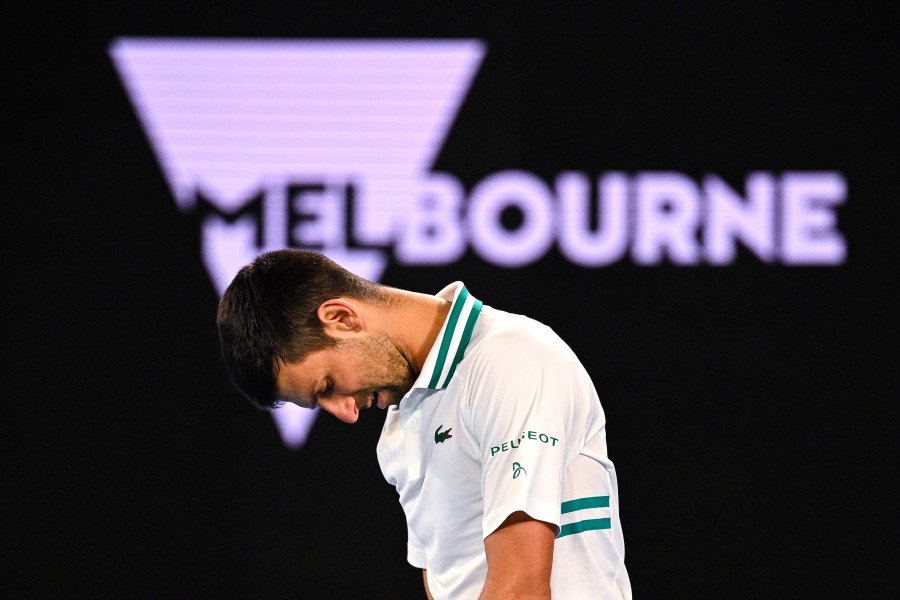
xmin=466 ymin=328 xmax=581 ymax=540
xmin=465 ymin=325 xmax=595 ymax=597
xmin=422 ymin=570 xmax=434 ymax=600
xmin=479 ymin=511 xmax=555 ymax=600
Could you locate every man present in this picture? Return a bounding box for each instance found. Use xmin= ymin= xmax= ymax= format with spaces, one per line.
xmin=218 ymin=250 xmax=631 ymax=600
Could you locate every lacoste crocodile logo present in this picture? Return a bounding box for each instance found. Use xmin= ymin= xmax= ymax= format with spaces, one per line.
xmin=434 ymin=425 xmax=453 ymax=444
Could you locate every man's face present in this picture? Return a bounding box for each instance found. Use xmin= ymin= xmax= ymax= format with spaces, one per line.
xmin=276 ymin=333 xmax=415 ymax=423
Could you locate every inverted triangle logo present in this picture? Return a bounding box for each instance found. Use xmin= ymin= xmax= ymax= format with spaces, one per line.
xmin=110 ymin=37 xmax=486 ymax=448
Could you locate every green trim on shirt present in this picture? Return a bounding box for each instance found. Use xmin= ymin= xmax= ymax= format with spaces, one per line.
xmin=428 ymin=286 xmax=469 ymax=388
xmin=557 ymin=518 xmax=612 ymax=538
xmin=561 ymin=495 xmax=610 ymax=514
xmin=557 ymin=496 xmax=612 ymax=538
xmin=426 ymin=286 xmax=482 ymax=390
xmin=443 ymin=299 xmax=483 ymax=386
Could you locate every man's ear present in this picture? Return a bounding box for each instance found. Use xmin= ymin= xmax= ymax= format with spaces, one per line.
xmin=317 ymin=299 xmax=364 ymax=336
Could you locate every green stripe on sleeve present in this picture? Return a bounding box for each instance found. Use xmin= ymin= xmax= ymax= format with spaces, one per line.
xmin=428 ymin=287 xmax=468 ymax=388
xmin=556 ymin=518 xmax=611 ymax=538
xmin=441 ymin=299 xmax=482 ymax=387
xmin=560 ymin=495 xmax=610 ymax=514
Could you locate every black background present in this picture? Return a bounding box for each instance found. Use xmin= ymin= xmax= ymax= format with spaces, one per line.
xmin=7 ymin=3 xmax=896 ymax=598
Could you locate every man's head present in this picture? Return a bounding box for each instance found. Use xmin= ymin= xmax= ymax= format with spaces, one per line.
xmin=216 ymin=250 xmax=385 ymax=410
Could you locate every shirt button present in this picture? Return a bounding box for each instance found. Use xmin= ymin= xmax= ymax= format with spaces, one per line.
xmin=408 ymin=418 xmax=419 ymax=430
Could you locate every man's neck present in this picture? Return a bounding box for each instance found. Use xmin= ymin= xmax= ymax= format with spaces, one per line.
xmin=372 ymin=289 xmax=452 ymax=378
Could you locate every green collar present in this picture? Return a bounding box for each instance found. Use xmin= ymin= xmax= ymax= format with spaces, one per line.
xmin=416 ymin=283 xmax=483 ymax=390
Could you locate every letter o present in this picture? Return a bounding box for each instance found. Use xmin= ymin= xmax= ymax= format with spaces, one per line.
xmin=467 ymin=170 xmax=555 ymax=267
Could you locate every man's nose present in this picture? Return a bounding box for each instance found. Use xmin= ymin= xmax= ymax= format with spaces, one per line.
xmin=324 ymin=395 xmax=360 ymax=423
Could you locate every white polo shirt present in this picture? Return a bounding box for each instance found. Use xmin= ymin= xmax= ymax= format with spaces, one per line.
xmin=377 ymin=283 xmax=631 ymax=600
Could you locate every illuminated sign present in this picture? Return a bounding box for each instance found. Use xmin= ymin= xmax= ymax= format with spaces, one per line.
xmin=110 ymin=38 xmax=847 ymax=448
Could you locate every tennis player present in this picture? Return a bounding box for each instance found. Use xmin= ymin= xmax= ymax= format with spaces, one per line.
xmin=218 ymin=250 xmax=631 ymax=599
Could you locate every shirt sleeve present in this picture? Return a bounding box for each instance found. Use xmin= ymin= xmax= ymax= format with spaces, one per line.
xmin=462 ymin=323 xmax=593 ymax=540
xmin=407 ymin=522 xmax=427 ymax=569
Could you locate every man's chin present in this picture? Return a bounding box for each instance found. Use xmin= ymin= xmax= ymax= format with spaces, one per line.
xmin=375 ymin=393 xmax=399 ymax=410
xmin=376 ymin=384 xmax=410 ymax=409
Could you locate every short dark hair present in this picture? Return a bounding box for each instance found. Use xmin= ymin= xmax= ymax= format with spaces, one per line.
xmin=217 ymin=250 xmax=383 ymax=409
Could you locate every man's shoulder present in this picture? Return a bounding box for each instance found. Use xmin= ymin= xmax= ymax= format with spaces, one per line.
xmin=467 ymin=305 xmax=579 ymax=371
xmin=477 ymin=305 xmax=555 ymax=340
